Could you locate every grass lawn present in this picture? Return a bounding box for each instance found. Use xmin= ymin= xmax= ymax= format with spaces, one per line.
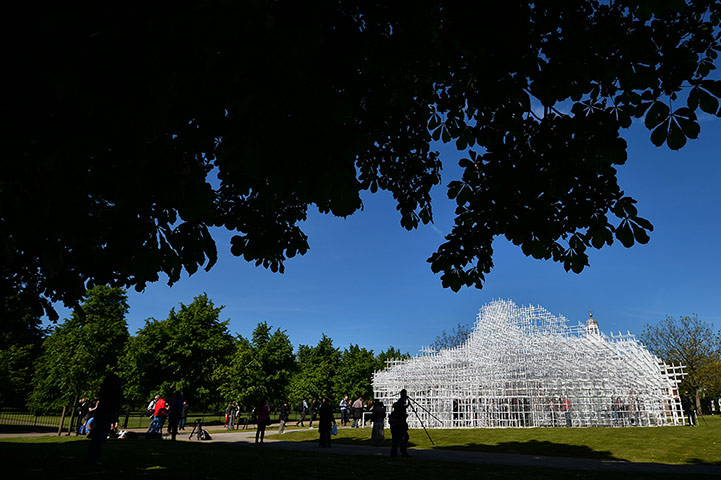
xmin=265 ymin=415 xmax=721 ymax=465
xmin=1 ymin=435 xmax=717 ymax=480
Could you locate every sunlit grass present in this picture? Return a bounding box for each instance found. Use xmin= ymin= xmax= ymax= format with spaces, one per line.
xmin=266 ymin=415 xmax=721 ymax=465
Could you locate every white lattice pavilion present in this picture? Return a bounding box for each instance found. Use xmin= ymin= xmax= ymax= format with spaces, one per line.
xmin=373 ymin=300 xmax=686 ymax=428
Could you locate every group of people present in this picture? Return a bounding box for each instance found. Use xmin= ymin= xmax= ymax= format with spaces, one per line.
xmin=253 ymin=397 xmax=336 ymax=446
xmin=294 ymin=398 xmax=320 ymax=428
xmin=224 ymin=401 xmax=244 ymax=429
xmin=268 ymin=393 xmax=398 ymax=452
xmin=81 ymin=379 xmax=410 ymax=462
xmin=340 ymin=395 xmax=375 ymax=428
xmin=76 ymin=397 xmax=98 ymax=436
xmin=146 ymin=393 xmax=189 ymax=440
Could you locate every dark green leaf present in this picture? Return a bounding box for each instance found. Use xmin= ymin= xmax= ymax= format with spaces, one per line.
xmin=616 ymin=221 xmax=634 ymax=248
xmin=631 ymin=222 xmax=650 ymax=244
xmin=650 ymin=120 xmax=668 ymax=146
xmin=645 ymin=101 xmax=669 ymax=129
xmin=687 ymin=86 xmax=700 ymax=110
xmin=699 ymin=88 xmax=719 ymax=114
xmin=666 ymin=119 xmax=687 ymax=150
xmin=676 ymin=116 xmax=700 ymax=139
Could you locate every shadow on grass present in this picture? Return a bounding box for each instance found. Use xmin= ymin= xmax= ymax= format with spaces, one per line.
xmin=294 ymin=436 xmax=619 ymax=461
xmin=686 ymin=457 xmax=721 ymax=467
xmin=286 ymin=433 xmax=721 ymax=467
xmin=435 ymin=440 xmax=618 ymax=461
xmin=2 ymin=437 xmax=707 ymax=480
xmin=0 ymin=424 xmax=59 ymax=434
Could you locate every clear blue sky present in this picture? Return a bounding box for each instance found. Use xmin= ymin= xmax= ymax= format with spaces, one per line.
xmin=52 ymin=115 xmax=721 ymax=355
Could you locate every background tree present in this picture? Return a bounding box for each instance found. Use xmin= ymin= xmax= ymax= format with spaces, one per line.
xmin=120 ymin=294 xmax=234 ymax=409
xmin=333 ymin=345 xmax=378 ymax=402
xmin=216 ymin=322 xmax=295 ymax=410
xmin=0 ymin=297 xmax=48 ymax=408
xmin=288 ymin=335 xmax=341 ymax=408
xmin=5 ymin=1 xmax=721 ymax=319
xmin=28 ymin=286 xmax=129 ymax=412
xmin=639 ymin=314 xmax=721 ymax=411
xmin=375 ymin=347 xmax=410 ymax=371
xmin=431 ymin=323 xmax=473 ymax=351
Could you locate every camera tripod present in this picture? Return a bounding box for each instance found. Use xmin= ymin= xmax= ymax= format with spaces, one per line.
xmin=397 ymin=392 xmax=442 ymax=445
xmin=188 ymin=418 xmax=203 ymax=440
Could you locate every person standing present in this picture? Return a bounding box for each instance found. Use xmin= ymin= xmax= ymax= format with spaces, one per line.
xmin=150 ymin=395 xmax=167 ymax=434
xmin=561 ymin=397 xmax=571 ymax=427
xmin=318 ymin=398 xmax=336 ymax=448
xmin=167 ymin=392 xmax=184 ymax=440
xmin=230 ymin=401 xmax=238 ymax=430
xmin=296 ymin=398 xmax=308 ymax=427
xmin=364 ymin=399 xmax=373 ymax=426
xmin=87 ymin=373 xmax=122 ymax=465
xmin=224 ymin=403 xmax=233 ymax=430
xmin=352 ymin=396 xmax=363 ymax=428
xmin=255 ymin=400 xmax=270 ymax=444
xmin=681 ymin=391 xmax=697 ymax=426
xmin=145 ymin=395 xmax=158 ymax=431
xmin=278 ymin=401 xmax=289 ymax=434
xmin=309 ymin=398 xmax=319 ymax=428
xmin=371 ymin=400 xmax=386 ymax=446
xmin=179 ymin=400 xmax=190 ymax=431
xmin=76 ymin=397 xmax=89 ymax=436
xmin=388 ymin=390 xmax=410 ymax=457
xmin=339 ymin=395 xmax=349 ymax=426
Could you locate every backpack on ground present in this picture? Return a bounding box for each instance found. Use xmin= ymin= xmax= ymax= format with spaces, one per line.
xmin=199 ymin=429 xmax=212 ymax=441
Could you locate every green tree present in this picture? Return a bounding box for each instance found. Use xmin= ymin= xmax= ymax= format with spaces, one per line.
xmin=28 ymin=286 xmax=129 ymax=412
xmin=216 ymin=322 xmax=295 ymax=410
xmin=333 ymin=345 xmax=378 ymax=402
xmin=431 ymin=323 xmax=472 ymax=351
xmin=120 ymin=294 xmax=234 ymax=410
xmin=0 ymin=296 xmax=48 ymax=408
xmin=288 ymin=335 xmax=341 ymax=408
xmin=5 ymin=2 xmax=721 ymax=319
xmin=640 ymin=314 xmax=721 ymax=411
xmin=375 ymin=347 xmax=410 ymax=371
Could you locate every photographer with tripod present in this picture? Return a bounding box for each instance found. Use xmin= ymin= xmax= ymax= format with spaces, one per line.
xmin=388 ymin=389 xmax=411 ymax=457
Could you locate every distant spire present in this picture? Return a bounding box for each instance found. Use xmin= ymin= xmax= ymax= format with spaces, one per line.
xmin=586 ymin=311 xmax=600 ymax=336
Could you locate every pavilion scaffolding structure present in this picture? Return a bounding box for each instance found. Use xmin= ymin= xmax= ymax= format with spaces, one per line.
xmin=373 ymin=300 xmax=686 ymax=428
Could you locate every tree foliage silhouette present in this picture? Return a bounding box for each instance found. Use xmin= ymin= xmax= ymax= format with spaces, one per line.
xmin=4 ymin=1 xmax=721 ymax=318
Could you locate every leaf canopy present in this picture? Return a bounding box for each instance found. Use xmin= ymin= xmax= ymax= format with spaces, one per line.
xmin=4 ymin=1 xmax=721 ymax=315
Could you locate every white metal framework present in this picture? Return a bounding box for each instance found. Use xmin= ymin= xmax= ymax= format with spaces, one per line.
xmin=373 ymin=300 xmax=685 ymax=428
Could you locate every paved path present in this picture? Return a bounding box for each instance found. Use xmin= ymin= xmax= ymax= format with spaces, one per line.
xmin=3 ymin=427 xmax=720 ymax=476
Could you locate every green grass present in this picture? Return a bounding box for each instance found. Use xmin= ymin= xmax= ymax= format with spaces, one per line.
xmin=265 ymin=415 xmax=721 ymax=465
xmin=1 ymin=435 xmax=716 ymax=480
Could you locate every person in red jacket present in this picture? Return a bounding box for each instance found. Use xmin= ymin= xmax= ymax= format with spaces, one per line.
xmin=150 ymin=395 xmax=167 ymax=433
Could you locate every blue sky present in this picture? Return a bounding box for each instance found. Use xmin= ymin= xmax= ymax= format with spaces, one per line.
xmin=51 ymin=115 xmax=721 ymax=355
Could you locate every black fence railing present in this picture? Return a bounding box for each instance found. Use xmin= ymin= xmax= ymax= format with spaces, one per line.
xmin=0 ymin=407 xmax=342 ymax=435
xmin=0 ymin=410 xmax=66 ymax=432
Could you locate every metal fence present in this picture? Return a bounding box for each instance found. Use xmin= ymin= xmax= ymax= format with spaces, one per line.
xmin=1 ymin=407 xmax=330 ymax=435
xmin=0 ymin=408 xmax=276 ymax=434
xmin=0 ymin=410 xmax=64 ymax=431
